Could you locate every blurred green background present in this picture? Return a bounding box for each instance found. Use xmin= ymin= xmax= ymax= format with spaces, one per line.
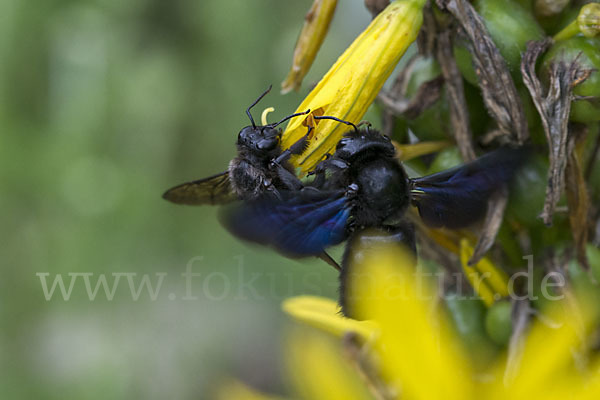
xmin=1 ymin=0 xmax=370 ymax=398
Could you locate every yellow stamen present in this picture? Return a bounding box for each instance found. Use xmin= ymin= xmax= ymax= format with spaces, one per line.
xmin=261 ymin=107 xmax=275 ymax=126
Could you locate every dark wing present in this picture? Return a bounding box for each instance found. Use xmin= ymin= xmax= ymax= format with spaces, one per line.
xmin=162 ymin=171 xmax=237 ymax=205
xmin=410 ymin=147 xmax=528 ymax=229
xmin=219 ymin=190 xmax=350 ymax=257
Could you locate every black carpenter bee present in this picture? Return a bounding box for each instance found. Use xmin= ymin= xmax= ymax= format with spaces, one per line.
xmin=163 ymin=86 xmax=311 ymax=205
xmin=163 ymin=86 xmax=354 ymax=268
xmin=163 ymin=86 xmax=355 ymax=204
xmin=220 ymin=127 xmax=528 ymax=314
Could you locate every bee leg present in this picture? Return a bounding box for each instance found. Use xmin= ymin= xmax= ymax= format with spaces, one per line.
xmin=271 ymin=131 xmax=311 ymax=167
xmin=328 ymin=158 xmax=350 ymax=170
xmin=263 ymin=178 xmax=284 ymax=200
xmin=310 ymin=156 xmax=349 ymax=188
xmin=299 ymin=185 xmax=321 ymax=195
xmin=276 ymin=167 xmax=304 ymax=191
xmin=312 ymin=156 xmax=349 ymax=174
xmin=317 ymin=251 xmax=341 ymax=272
xmin=269 ymin=132 xmax=314 ymax=191
xmin=288 ymin=129 xmax=312 ymax=155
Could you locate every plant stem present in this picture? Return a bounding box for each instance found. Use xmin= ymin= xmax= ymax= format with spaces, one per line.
xmin=553 ymin=20 xmax=580 ymax=41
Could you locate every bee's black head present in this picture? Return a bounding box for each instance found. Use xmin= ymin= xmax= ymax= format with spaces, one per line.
xmin=237 ymin=125 xmax=281 ymax=154
xmin=334 ymin=128 xmax=395 ymax=161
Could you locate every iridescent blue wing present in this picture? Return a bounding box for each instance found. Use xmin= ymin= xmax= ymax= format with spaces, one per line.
xmin=219 ymin=190 xmax=350 ymax=257
xmin=410 ymin=147 xmax=528 ymax=229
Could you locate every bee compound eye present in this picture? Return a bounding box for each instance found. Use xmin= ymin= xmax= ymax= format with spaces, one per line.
xmin=238 ymin=126 xmax=256 ymax=143
xmin=257 ymin=137 xmax=279 ymax=150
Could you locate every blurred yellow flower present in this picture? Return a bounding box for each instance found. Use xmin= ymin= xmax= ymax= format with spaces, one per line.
xmin=284 ymin=326 xmax=374 ymax=400
xmin=282 ymin=295 xmax=377 ymax=340
xmin=281 ymin=0 xmax=427 ymax=174
xmin=280 ymin=243 xmax=600 ymax=400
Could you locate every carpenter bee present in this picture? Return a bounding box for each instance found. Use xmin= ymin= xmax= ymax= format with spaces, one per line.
xmin=162 ymin=86 xmax=312 ymax=205
xmin=162 ymin=86 xmax=354 ymax=268
xmin=220 ymin=127 xmax=528 ymax=314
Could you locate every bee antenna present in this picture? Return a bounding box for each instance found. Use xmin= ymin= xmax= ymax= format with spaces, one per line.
xmin=313 ymin=116 xmax=358 ymax=132
xmin=270 ymin=109 xmax=311 ymax=128
xmin=246 ymin=85 xmax=272 ymax=128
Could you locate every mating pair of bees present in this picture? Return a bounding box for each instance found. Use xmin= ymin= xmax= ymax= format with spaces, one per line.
xmin=163 ymin=88 xmax=526 ymax=314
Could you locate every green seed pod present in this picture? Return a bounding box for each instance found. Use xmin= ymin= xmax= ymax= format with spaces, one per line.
xmin=484 ymin=300 xmax=513 ymax=346
xmin=540 ymin=37 xmax=600 ymax=123
xmin=403 ymin=57 xmax=449 ymax=141
xmin=578 ymin=3 xmax=600 ymax=38
xmin=506 ymin=154 xmax=548 ymax=227
xmin=445 ymin=292 xmax=498 ymax=364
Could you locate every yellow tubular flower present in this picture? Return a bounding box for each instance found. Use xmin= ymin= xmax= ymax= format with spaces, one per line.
xmin=281 ymin=0 xmax=338 ymax=94
xmin=460 ymin=238 xmax=510 ymax=307
xmin=282 ymin=243 xmax=600 ymax=399
xmin=282 ymin=0 xmax=427 ymax=174
xmin=282 ymin=296 xmax=378 ymax=340
xmin=488 ymin=295 xmax=599 ymax=400
xmin=285 ymin=327 xmax=373 ymax=400
xmin=352 ymin=245 xmax=474 ymax=400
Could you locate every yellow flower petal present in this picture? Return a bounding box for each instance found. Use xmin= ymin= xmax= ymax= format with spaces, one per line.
xmin=281 ymin=0 xmax=338 ymax=94
xmin=282 ymin=295 xmax=377 ymax=340
xmin=461 ymin=262 xmax=496 ymax=307
xmin=484 ymin=295 xmax=598 ymax=400
xmin=282 ymin=0 xmax=427 ymax=174
xmin=460 ymin=238 xmax=509 ymax=307
xmin=285 ymin=326 xmax=373 ymax=400
xmin=507 ymin=300 xmax=590 ymax=396
xmin=352 ymin=244 xmax=474 ymax=400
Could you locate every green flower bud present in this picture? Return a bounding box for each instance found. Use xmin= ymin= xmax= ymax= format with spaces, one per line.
xmin=578 ymin=2 xmax=600 ymax=38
